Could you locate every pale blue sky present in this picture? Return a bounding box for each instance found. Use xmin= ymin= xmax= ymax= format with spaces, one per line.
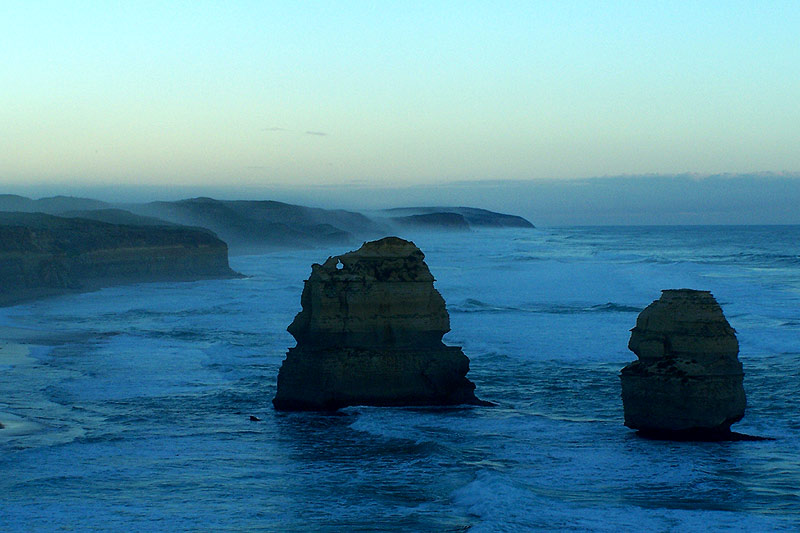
xmin=2 ymin=1 xmax=799 ymax=189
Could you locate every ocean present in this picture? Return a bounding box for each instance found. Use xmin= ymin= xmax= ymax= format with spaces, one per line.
xmin=2 ymin=226 xmax=799 ymax=531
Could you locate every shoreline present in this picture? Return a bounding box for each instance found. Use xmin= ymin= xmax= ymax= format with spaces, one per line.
xmin=0 ymin=336 xmax=35 ymax=365
xmin=0 ymin=270 xmax=245 ymax=309
xmin=0 ymin=339 xmax=37 ymax=436
xmin=0 ymin=325 xmax=94 ymax=345
xmin=0 ymin=323 xmax=99 ymax=439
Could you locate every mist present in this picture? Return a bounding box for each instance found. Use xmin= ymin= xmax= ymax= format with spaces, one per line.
xmin=5 ymin=173 xmax=800 ymax=226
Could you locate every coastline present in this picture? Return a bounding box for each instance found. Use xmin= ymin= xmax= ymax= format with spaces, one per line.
xmin=0 ymin=337 xmax=38 ymax=436
xmin=0 ymin=271 xmax=245 ymax=309
xmin=0 ymin=325 xmax=96 ymax=439
xmin=0 ymin=287 xmax=83 ymax=309
xmin=0 ymin=325 xmax=90 ymax=345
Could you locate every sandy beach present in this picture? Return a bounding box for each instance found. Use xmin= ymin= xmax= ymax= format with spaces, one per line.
xmin=0 ymin=336 xmax=35 ymax=366
xmin=0 ymin=324 xmax=90 ymax=435
xmin=0 ymin=410 xmax=43 ymax=436
xmin=0 ymin=324 xmax=89 ymax=345
xmin=0 ymin=338 xmax=39 ymax=436
xmin=0 ymin=322 xmax=102 ymax=443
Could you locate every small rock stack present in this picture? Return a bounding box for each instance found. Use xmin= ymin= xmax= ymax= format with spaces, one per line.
xmin=273 ymin=236 xmax=487 ymax=411
xmin=620 ymin=289 xmax=746 ymax=438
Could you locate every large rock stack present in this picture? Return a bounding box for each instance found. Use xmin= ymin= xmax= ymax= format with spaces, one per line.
xmin=273 ymin=236 xmax=487 ymax=411
xmin=620 ymin=289 xmax=747 ymax=438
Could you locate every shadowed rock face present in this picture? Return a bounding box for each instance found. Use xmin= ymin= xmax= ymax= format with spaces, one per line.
xmin=620 ymin=289 xmax=747 ymax=439
xmin=390 ymin=212 xmax=471 ymax=231
xmin=0 ymin=212 xmax=240 ymax=306
xmin=129 ymin=197 xmax=382 ymax=252
xmin=382 ymin=207 xmax=534 ymax=229
xmin=273 ymin=237 xmax=487 ymax=411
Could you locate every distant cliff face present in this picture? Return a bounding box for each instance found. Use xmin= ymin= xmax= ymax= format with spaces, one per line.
xmin=0 ymin=194 xmax=109 ymax=214
xmin=390 ymin=212 xmax=472 ymax=231
xmin=129 ymin=197 xmax=385 ymax=252
xmin=2 ymin=195 xmax=536 ymax=252
xmin=383 ymin=207 xmax=535 ymax=230
xmin=0 ymin=213 xmax=239 ymax=305
xmin=274 ymin=237 xmax=488 ymax=411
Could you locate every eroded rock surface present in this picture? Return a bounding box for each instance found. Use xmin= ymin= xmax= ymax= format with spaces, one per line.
xmin=0 ymin=212 xmax=240 ymax=306
xmin=273 ymin=236 xmax=487 ymax=411
xmin=620 ymin=289 xmax=747 ymax=439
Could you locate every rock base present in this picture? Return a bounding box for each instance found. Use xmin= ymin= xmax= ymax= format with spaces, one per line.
xmin=273 ymin=346 xmax=487 ymax=411
xmin=634 ymin=428 xmax=771 ymax=442
xmin=620 ymin=369 xmax=745 ymax=433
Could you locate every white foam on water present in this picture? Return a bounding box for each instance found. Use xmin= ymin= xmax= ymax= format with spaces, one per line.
xmin=2 ymin=226 xmax=799 ymax=530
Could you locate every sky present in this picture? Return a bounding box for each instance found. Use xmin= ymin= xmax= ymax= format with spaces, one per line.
xmin=2 ymin=2 xmax=799 ymax=210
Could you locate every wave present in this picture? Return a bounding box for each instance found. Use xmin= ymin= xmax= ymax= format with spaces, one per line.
xmin=454 ymin=299 xmax=520 ymax=314
xmin=452 ymin=299 xmax=641 ymax=315
xmin=688 ymin=252 xmax=800 ymax=268
xmin=569 ymin=247 xmax=800 ymax=268
xmin=644 ymin=252 xmax=799 ymax=267
xmin=100 ymin=303 xmax=241 ymax=322
xmin=587 ymin=303 xmax=642 ymax=313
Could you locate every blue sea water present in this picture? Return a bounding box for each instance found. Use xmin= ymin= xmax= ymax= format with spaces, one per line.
xmin=1 ymin=226 xmax=799 ymax=531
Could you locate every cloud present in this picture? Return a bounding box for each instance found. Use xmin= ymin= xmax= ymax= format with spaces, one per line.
xmin=261 ymin=127 xmax=328 ymax=136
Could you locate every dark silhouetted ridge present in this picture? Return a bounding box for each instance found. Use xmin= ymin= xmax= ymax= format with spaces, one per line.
xmin=384 ymin=206 xmax=534 ymax=229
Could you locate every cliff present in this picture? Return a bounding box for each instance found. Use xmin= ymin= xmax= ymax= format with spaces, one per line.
xmin=390 ymin=212 xmax=471 ymax=231
xmin=273 ymin=237 xmax=488 ymax=411
xmin=0 ymin=194 xmax=109 ymax=214
xmin=0 ymin=212 xmax=240 ymax=306
xmin=620 ymin=289 xmax=747 ymax=439
xmin=1 ymin=195 xmax=535 ymax=251
xmin=127 ymin=197 xmax=385 ymax=252
xmin=383 ymin=207 xmax=534 ymax=230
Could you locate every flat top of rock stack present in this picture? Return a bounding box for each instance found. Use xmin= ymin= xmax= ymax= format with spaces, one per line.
xmin=309 ymin=236 xmax=434 ymax=282
xmin=287 ymin=236 xmax=449 ymax=350
xmin=629 ymin=288 xmax=739 ymax=370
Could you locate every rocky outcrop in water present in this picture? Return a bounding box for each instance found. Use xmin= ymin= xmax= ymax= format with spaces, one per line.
xmin=273 ymin=236 xmax=488 ymax=411
xmin=620 ymin=289 xmax=747 ymax=439
xmin=0 ymin=212 xmax=240 ymax=306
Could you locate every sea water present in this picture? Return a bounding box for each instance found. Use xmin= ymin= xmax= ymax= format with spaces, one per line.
xmin=1 ymin=226 xmax=799 ymax=531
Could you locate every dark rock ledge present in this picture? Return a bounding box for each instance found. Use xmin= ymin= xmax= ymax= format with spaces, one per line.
xmin=0 ymin=212 xmax=241 ymax=306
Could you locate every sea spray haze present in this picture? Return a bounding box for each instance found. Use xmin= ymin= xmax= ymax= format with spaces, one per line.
xmin=1 ymin=225 xmax=799 ymax=531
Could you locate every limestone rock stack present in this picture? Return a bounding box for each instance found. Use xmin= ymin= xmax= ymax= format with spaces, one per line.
xmin=273 ymin=236 xmax=487 ymax=411
xmin=620 ymin=289 xmax=747 ymax=438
